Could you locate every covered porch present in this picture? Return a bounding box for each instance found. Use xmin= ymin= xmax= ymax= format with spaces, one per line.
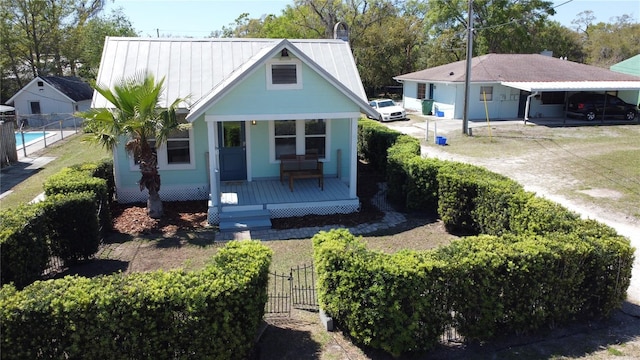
xmin=208 ymin=177 xmax=359 ymax=224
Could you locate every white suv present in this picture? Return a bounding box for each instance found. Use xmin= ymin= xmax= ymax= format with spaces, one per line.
xmin=368 ymin=99 xmax=406 ymax=122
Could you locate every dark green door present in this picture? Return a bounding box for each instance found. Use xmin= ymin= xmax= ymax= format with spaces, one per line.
xmin=218 ymin=121 xmax=247 ymax=181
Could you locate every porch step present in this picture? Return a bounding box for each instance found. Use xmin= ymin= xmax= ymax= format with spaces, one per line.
xmin=219 ymin=209 xmax=272 ymax=232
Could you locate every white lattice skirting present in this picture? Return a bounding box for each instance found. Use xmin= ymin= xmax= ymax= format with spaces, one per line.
xmin=116 ymin=184 xmax=210 ymax=204
xmin=207 ymin=200 xmax=360 ymax=225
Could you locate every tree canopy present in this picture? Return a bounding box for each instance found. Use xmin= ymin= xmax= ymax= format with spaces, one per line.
xmin=1 ymin=1 xmax=136 ymax=102
xmin=211 ymin=0 xmax=638 ymax=96
xmin=3 ymin=0 xmax=638 ymax=101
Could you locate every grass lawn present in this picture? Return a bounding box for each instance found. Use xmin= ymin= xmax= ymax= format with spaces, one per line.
xmin=423 ymin=120 xmax=640 ymax=222
xmin=0 ymin=133 xmax=110 ymax=209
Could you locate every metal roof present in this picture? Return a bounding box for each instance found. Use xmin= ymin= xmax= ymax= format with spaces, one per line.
xmin=7 ymin=76 xmax=93 ymax=105
xmin=94 ymin=37 xmax=374 ymax=118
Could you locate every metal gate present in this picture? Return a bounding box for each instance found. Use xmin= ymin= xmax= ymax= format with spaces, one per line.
xmin=265 ymin=263 xmax=318 ymax=316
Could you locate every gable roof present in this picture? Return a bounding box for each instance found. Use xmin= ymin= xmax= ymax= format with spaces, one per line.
xmin=394 ymin=53 xmax=640 ymax=85
xmin=611 ymin=54 xmax=640 ymax=77
xmin=94 ymin=37 xmax=378 ymax=119
xmin=7 ymin=76 xmax=93 ymax=105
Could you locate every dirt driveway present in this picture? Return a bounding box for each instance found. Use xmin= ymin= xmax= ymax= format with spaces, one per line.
xmin=383 ymin=115 xmax=640 ymax=306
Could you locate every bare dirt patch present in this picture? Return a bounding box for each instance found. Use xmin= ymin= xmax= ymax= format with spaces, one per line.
xmin=577 ymin=188 xmax=625 ymax=199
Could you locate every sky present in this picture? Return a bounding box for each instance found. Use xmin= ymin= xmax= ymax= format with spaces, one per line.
xmin=103 ymin=0 xmax=640 ymax=38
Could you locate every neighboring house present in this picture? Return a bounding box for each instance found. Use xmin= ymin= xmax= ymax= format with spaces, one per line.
xmin=92 ymin=37 xmax=379 ymax=226
xmin=7 ymin=76 xmax=93 ymax=117
xmin=611 ymin=54 xmax=640 ymax=106
xmin=394 ymin=53 xmax=640 ymax=121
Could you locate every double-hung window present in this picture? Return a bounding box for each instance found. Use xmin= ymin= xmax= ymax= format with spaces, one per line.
xmin=272 ymin=119 xmax=328 ymax=161
xmin=129 ymin=118 xmax=194 ymax=170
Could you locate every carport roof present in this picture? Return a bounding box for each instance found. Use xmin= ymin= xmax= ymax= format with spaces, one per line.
xmin=501 ymin=81 xmax=640 ymax=92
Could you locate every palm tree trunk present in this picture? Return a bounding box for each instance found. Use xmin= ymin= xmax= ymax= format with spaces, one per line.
xmin=139 ymin=145 xmax=163 ymax=218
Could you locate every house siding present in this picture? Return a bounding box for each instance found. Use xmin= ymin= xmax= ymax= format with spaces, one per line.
xmin=208 ymin=62 xmax=358 ymax=116
xmin=403 ymin=80 xmax=567 ymax=120
xmin=12 ymin=83 xmax=76 ymax=115
xmin=114 ymin=119 xmax=210 ymax=203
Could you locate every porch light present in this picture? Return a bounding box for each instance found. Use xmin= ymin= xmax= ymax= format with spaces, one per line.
xmin=281 ymin=48 xmax=289 ymax=57
xmin=251 ymin=120 xmax=257 ymax=125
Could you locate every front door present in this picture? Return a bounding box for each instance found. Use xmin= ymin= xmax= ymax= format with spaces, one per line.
xmin=218 ymin=121 xmax=247 ymax=181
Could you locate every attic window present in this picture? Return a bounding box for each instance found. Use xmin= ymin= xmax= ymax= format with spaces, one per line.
xmin=37 ymin=81 xmax=44 ymax=87
xmin=267 ymin=59 xmax=302 ymax=90
xmin=272 ymin=64 xmax=296 ymax=84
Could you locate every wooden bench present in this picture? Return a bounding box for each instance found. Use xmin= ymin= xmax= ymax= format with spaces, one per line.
xmin=279 ymin=154 xmax=324 ymax=192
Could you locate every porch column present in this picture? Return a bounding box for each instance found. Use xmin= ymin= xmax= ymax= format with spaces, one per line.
xmin=349 ymin=116 xmax=357 ymax=198
xmin=206 ymin=117 xmax=219 ymax=207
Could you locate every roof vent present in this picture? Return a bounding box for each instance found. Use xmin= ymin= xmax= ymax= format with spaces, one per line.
xmin=449 ymin=72 xmax=454 ymax=76
xmin=333 ymin=22 xmax=349 ymax=41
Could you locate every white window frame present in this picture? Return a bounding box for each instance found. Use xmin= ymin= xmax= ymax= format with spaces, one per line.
xmin=266 ymin=59 xmax=303 ymax=90
xmin=128 ymin=127 xmax=195 ymax=171
xmin=269 ymin=119 xmax=330 ymax=163
xmin=480 ymin=86 xmax=493 ymax=101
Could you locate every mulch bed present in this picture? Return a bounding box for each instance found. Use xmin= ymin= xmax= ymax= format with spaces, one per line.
xmin=111 ymin=161 xmax=385 ymax=235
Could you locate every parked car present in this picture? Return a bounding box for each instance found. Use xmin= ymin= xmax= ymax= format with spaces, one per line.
xmin=367 ymin=99 xmax=406 ymax=122
xmin=566 ymin=92 xmax=638 ymax=121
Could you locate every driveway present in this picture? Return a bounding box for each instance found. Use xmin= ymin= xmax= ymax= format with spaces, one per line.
xmin=383 ymin=115 xmax=640 ymax=306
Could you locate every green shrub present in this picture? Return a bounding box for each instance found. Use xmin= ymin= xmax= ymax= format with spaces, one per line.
xmin=404 ymin=157 xmax=445 ymax=212
xmin=385 ymin=135 xmax=421 ymax=207
xmin=41 ymin=192 xmax=100 ymax=265
xmin=0 ymin=204 xmax=49 ymax=288
xmin=44 ymin=165 xmax=111 ymax=234
xmin=313 ymin=229 xmax=451 ymax=356
xmin=357 ymin=119 xmax=402 ymax=173
xmin=439 ymin=234 xmax=590 ymax=339
xmin=0 ymin=240 xmax=272 ymax=360
xmin=436 ymin=162 xmax=485 ymax=234
xmin=509 ymin=195 xmax=580 ymax=236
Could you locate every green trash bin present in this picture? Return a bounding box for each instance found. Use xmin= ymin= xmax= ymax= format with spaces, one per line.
xmin=422 ymin=99 xmax=434 ymax=115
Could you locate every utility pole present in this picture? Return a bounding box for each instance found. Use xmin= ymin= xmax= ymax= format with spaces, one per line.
xmin=462 ymin=0 xmax=473 ymax=135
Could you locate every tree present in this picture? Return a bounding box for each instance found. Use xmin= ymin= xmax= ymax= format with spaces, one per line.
xmin=579 ymin=15 xmax=640 ymax=68
xmin=73 ymin=9 xmax=137 ymax=79
xmin=0 ymin=1 xmax=135 ymax=102
xmin=217 ymin=0 xmax=421 ymax=95
xmin=425 ymin=0 xmax=557 ymax=59
xmin=80 ymin=72 xmax=187 ymax=218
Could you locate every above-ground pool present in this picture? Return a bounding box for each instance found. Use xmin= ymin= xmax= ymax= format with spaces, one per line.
xmin=15 ymin=132 xmax=50 ymax=146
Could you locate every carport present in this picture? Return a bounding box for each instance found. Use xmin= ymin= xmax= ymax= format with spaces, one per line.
xmin=501 ymin=81 xmax=640 ymax=123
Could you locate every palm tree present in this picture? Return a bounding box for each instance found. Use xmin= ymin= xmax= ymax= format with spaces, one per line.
xmin=81 ymin=72 xmax=186 ymax=218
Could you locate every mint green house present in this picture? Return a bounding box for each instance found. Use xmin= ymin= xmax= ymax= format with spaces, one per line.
xmin=92 ymin=37 xmax=378 ymax=227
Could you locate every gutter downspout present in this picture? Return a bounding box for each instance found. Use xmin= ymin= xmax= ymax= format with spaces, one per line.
xmin=524 ymin=91 xmax=539 ymax=124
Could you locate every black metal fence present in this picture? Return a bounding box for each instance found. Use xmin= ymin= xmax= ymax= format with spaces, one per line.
xmin=265 ymin=263 xmax=319 ymax=317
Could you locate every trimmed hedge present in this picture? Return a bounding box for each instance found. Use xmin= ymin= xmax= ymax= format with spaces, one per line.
xmin=41 ymin=192 xmax=100 ymax=265
xmin=314 ymin=229 xmax=634 ymax=353
xmin=314 ymin=126 xmax=635 ymax=356
xmin=1 ymin=160 xmax=114 ymax=287
xmin=0 ymin=204 xmax=49 ymax=288
xmin=43 ymin=159 xmax=113 ymax=235
xmin=385 ymin=135 xmax=421 ymax=206
xmin=0 ymin=240 xmax=272 ymax=359
xmin=357 ymin=118 xmax=403 ymax=173
xmin=313 ymin=229 xmax=450 ymax=357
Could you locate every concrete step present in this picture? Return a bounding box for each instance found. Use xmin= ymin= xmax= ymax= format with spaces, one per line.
xmin=219 ymin=209 xmax=272 ymax=232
